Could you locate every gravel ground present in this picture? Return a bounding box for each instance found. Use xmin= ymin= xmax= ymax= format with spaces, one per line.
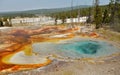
xmin=7 ymin=54 xmax=120 ymax=75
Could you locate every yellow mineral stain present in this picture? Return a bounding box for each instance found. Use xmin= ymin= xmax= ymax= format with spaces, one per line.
xmin=23 ymin=44 xmax=33 ymax=56
xmin=1 ymin=54 xmax=14 ymax=64
xmin=2 ymin=44 xmax=33 ymax=64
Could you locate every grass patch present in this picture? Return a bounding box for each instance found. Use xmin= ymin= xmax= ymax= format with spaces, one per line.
xmin=96 ymin=28 xmax=120 ymax=42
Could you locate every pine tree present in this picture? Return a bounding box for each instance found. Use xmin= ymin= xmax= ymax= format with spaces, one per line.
xmin=102 ymin=9 xmax=110 ymax=23
xmin=54 ymin=14 xmax=59 ymax=25
xmin=94 ymin=0 xmax=103 ymax=29
xmin=87 ymin=7 xmax=92 ymax=23
xmin=0 ymin=18 xmax=3 ymax=27
xmin=115 ymin=0 xmax=120 ymax=19
xmin=114 ymin=0 xmax=120 ymax=32
xmin=109 ymin=0 xmax=115 ymax=25
xmin=61 ymin=12 xmax=66 ymax=24
xmin=108 ymin=0 xmax=120 ymax=31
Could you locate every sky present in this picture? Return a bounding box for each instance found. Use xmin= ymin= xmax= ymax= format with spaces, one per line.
xmin=0 ymin=0 xmax=110 ymax=12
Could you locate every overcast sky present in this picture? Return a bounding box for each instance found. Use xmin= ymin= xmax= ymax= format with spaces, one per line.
xmin=0 ymin=0 xmax=110 ymax=12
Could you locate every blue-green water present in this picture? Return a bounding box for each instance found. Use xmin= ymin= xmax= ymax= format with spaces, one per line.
xmin=33 ymin=39 xmax=120 ymax=58
xmin=60 ymin=41 xmax=101 ymax=54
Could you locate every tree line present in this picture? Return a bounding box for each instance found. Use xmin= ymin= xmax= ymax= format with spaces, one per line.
xmin=49 ymin=0 xmax=120 ymax=32
xmin=94 ymin=0 xmax=120 ymax=32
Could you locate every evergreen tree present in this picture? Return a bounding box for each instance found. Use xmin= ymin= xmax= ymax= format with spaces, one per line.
xmin=108 ymin=0 xmax=120 ymax=31
xmin=102 ymin=9 xmax=110 ymax=23
xmin=113 ymin=0 xmax=120 ymax=32
xmin=87 ymin=7 xmax=92 ymax=23
xmin=94 ymin=0 xmax=103 ymax=29
xmin=55 ymin=17 xmax=58 ymax=25
xmin=0 ymin=19 xmax=3 ymax=27
xmin=60 ymin=12 xmax=66 ymax=24
xmin=54 ymin=14 xmax=58 ymax=25
xmin=109 ymin=0 xmax=115 ymax=25
xmin=115 ymin=0 xmax=120 ymax=19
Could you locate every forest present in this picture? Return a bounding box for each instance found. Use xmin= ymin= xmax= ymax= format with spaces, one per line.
xmin=50 ymin=0 xmax=120 ymax=32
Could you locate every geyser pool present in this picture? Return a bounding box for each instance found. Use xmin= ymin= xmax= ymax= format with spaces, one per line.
xmin=61 ymin=41 xmax=101 ymax=55
xmin=33 ymin=39 xmax=120 ymax=58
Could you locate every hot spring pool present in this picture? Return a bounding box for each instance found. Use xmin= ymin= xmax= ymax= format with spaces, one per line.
xmin=33 ymin=39 xmax=120 ymax=58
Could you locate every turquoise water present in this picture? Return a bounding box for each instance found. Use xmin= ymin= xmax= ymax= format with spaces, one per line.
xmin=60 ymin=41 xmax=101 ymax=54
xmin=33 ymin=39 xmax=120 ymax=58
